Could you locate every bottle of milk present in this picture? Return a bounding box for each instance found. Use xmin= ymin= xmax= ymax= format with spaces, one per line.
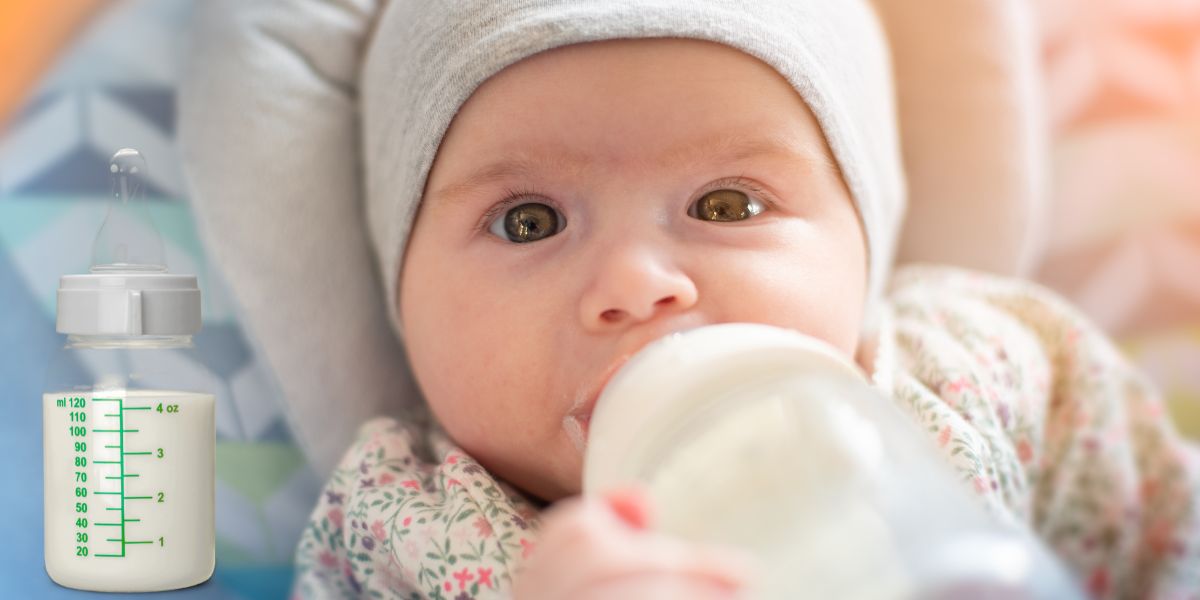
xmin=43 ymin=149 xmax=214 ymax=592
xmin=584 ymin=323 xmax=1083 ymax=600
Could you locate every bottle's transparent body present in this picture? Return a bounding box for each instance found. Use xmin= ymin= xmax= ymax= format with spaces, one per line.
xmin=44 ymin=334 xmax=215 ymax=592
xmin=586 ymin=324 xmax=1083 ymax=600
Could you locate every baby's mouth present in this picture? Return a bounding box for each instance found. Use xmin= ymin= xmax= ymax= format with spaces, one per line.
xmin=563 ymin=355 xmax=630 ymax=453
xmin=561 ymin=413 xmax=589 ymax=455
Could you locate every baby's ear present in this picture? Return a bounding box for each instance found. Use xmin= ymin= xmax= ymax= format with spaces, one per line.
xmin=871 ymin=0 xmax=1048 ymax=277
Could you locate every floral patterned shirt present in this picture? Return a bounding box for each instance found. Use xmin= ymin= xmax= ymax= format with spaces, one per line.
xmin=292 ymin=266 xmax=1200 ymax=599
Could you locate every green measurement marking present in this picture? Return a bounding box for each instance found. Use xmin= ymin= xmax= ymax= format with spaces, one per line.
xmin=119 ymin=397 xmax=126 ymax=556
xmin=84 ymin=395 xmax=148 ymax=557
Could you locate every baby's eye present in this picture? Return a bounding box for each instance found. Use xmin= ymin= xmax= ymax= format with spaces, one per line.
xmin=488 ymin=202 xmax=565 ymax=243
xmin=689 ymin=189 xmax=766 ymax=222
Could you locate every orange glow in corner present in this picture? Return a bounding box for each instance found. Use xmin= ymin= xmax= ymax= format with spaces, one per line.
xmin=0 ymin=0 xmax=104 ymax=128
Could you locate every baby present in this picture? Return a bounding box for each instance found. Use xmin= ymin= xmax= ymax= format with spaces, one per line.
xmin=181 ymin=0 xmax=1200 ymax=598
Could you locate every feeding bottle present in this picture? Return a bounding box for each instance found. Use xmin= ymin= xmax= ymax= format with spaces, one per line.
xmin=43 ymin=149 xmax=215 ymax=591
xmin=584 ymin=323 xmax=1083 ymax=600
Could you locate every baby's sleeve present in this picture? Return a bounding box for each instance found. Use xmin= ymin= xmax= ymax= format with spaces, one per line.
xmin=886 ymin=265 xmax=1200 ymax=599
xmin=291 ymin=418 xmax=541 ymax=599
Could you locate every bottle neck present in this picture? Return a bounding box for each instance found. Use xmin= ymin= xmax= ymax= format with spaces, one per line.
xmin=66 ymin=334 xmax=194 ymax=349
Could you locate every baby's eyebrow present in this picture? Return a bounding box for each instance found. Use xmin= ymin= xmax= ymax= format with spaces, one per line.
xmin=429 ymin=152 xmax=589 ymax=207
xmin=428 ymin=132 xmax=834 ymax=206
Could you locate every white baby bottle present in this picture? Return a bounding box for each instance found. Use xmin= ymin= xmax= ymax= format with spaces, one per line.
xmin=43 ymin=149 xmax=215 ymax=591
xmin=584 ymin=323 xmax=1083 ymax=600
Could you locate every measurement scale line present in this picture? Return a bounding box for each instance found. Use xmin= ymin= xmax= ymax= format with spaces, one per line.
xmin=92 ymin=398 xmax=120 ymax=402
xmin=93 ymin=429 xmax=139 ymax=433
xmin=106 ymin=538 xmax=122 ymax=542
xmin=123 ymin=451 xmax=151 ymax=456
xmin=95 ymin=491 xmax=120 ymax=495
xmin=124 ymin=474 xmax=139 ymax=478
xmin=104 ymin=413 xmax=119 ymax=417
xmin=126 ymin=541 xmax=153 ymax=545
xmin=122 ymin=406 xmax=151 ymax=411
xmin=95 ymin=522 xmax=121 ymax=526
xmin=105 ymin=507 xmax=121 ymax=511
xmin=94 ymin=460 xmax=119 ymax=464
xmin=124 ymin=518 xmax=140 ymax=523
xmin=95 ymin=554 xmax=122 ymax=557
xmin=119 ymin=397 xmax=126 ymax=556
xmin=125 ymin=495 xmax=152 ymax=500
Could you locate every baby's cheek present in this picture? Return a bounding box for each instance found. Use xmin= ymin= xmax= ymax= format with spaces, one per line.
xmin=724 ymin=260 xmax=863 ymax=350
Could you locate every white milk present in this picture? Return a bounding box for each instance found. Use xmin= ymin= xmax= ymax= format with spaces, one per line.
xmin=43 ymin=389 xmax=214 ymax=592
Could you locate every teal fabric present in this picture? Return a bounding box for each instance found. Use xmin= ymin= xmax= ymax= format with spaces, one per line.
xmin=0 ymin=1 xmax=318 ymax=597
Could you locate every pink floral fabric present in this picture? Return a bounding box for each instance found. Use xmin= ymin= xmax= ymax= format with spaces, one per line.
xmin=292 ymin=420 xmax=541 ymax=599
xmin=293 ymin=265 xmax=1200 ymax=599
xmin=883 ymin=266 xmax=1200 ymax=599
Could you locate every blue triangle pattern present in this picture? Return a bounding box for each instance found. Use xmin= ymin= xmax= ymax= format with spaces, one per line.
xmin=10 ymin=145 xmax=175 ymax=199
xmin=103 ymin=87 xmax=176 ymax=135
xmin=195 ymin=323 xmax=253 ymax=381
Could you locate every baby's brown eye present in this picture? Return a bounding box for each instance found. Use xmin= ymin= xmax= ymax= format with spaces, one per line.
xmin=489 ymin=202 xmax=563 ymax=243
xmin=690 ymin=189 xmax=765 ymax=222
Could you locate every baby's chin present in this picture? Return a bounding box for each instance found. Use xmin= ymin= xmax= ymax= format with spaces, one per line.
xmin=511 ymin=468 xmax=582 ymax=505
xmin=478 ymin=435 xmax=585 ymax=504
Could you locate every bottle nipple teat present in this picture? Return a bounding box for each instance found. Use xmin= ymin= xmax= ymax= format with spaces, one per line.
xmin=90 ymin=148 xmax=167 ymax=273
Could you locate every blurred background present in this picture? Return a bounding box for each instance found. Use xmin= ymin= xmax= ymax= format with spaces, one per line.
xmin=0 ymin=1 xmax=320 ymax=598
xmin=1 ymin=0 xmax=1197 ymax=598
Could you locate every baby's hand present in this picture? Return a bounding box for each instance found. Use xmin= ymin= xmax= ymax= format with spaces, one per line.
xmin=513 ymin=488 xmax=755 ymax=599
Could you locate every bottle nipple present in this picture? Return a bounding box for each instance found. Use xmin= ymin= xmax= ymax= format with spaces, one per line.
xmin=90 ymin=148 xmax=167 ymax=273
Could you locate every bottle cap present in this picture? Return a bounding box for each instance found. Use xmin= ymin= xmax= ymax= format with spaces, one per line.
xmin=55 ymin=149 xmax=201 ymax=336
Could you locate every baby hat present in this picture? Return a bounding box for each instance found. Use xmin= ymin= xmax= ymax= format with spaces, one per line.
xmin=181 ymin=0 xmax=904 ymax=476
xmin=362 ymin=0 xmax=907 ymax=339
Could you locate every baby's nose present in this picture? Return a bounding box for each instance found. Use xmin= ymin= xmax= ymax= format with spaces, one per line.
xmin=579 ymin=245 xmax=698 ymax=330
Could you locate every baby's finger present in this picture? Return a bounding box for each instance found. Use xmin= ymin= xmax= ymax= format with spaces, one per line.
xmin=517 ymin=494 xmax=758 ymax=598
xmin=607 ymin=532 xmax=758 ymax=591
xmin=602 ymin=486 xmax=652 ymax=529
xmin=578 ymin=571 xmax=751 ymax=600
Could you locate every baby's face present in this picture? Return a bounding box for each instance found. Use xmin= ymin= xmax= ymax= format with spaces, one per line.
xmin=400 ymin=38 xmax=866 ymax=501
